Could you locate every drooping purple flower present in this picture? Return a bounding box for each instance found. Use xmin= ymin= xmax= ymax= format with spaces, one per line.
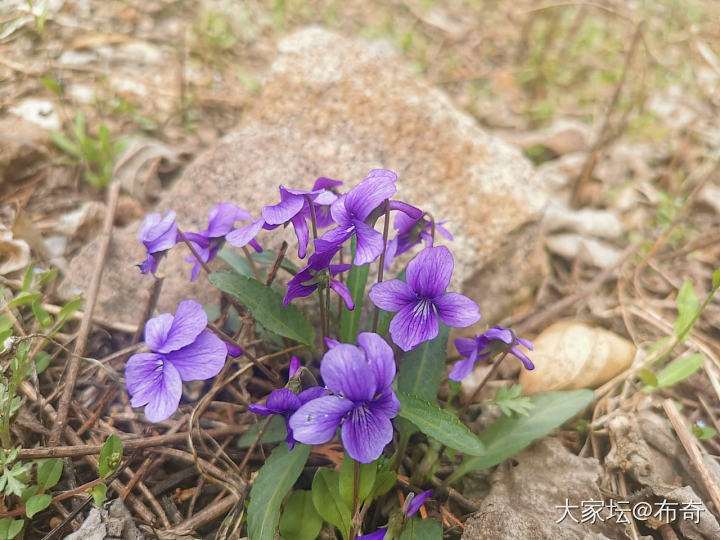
xmin=289 ymin=333 xmax=400 ymax=463
xmin=249 ymin=386 xmax=327 ymax=450
xmin=357 ymin=489 xmax=434 ymax=539
xmin=369 ymin=246 xmax=481 ymax=351
xmin=184 ymin=203 xmax=259 ymax=281
xmin=449 ymin=326 xmax=534 ymax=382
xmin=262 ymin=182 xmax=338 ymax=258
xmin=137 ymin=211 xmax=177 ymax=277
xmin=315 ymin=169 xmax=397 ymax=266
xmin=249 ymin=356 xmax=324 ymax=449
xmin=283 ymin=246 xmax=353 ymax=309
xmin=384 ymin=212 xmax=453 ymax=269
xmin=405 ymin=489 xmax=434 ymax=517
xmin=125 ymin=300 xmax=227 ymax=422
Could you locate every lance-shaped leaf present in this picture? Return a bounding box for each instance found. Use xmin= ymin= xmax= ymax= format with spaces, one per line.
xmin=248 ymin=443 xmax=311 ymax=540
xmin=447 ymin=389 xmax=592 ymax=483
xmin=210 ymin=270 xmax=315 ymax=345
xmin=396 ymin=392 xmax=484 ymax=456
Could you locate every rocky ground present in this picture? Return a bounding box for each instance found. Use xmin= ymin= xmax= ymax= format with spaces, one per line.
xmin=1 ymin=1 xmax=720 ymax=538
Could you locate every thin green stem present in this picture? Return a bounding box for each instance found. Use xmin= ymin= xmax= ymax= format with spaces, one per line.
xmin=371 ymin=199 xmax=391 ymax=333
xmin=305 ymin=196 xmax=328 ymax=348
xmin=350 ymin=459 xmax=360 ymax=540
xmin=241 ymin=246 xmax=262 ymax=282
xmin=459 ymin=346 xmax=513 ymax=417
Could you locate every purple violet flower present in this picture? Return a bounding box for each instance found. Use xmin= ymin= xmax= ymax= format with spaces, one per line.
xmin=262 ymin=183 xmax=338 ymax=258
xmin=369 ymin=246 xmax=481 ymax=351
xmin=184 ymin=203 xmax=259 ymax=281
xmin=225 ymin=217 xmax=265 ymax=251
xmin=284 ymin=247 xmax=353 ymax=309
xmin=315 ymin=169 xmax=398 ymax=266
xmin=384 ymin=212 xmax=453 ymax=269
xmin=125 ymin=300 xmax=227 ymax=422
xmin=449 ymin=326 xmax=534 ymax=382
xmin=289 ymin=333 xmax=400 ymax=463
xmin=137 ymin=211 xmax=177 ymax=277
xmin=249 ymin=386 xmax=327 ymax=450
xmin=405 ymin=489 xmax=434 ymax=517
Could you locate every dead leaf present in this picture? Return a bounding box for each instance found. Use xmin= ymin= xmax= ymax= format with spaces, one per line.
xmin=113 ymin=138 xmax=185 ymax=202
xmin=519 ymin=320 xmax=636 ymax=394
xmin=0 ymin=227 xmax=30 ymax=275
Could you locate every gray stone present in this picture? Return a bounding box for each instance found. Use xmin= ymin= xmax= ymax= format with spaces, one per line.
xmin=62 ymin=27 xmax=547 ymax=327
xmin=461 ymin=438 xmax=626 ymax=540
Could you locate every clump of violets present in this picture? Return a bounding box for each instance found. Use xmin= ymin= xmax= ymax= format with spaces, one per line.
xmin=248 ymin=357 xmax=327 ymax=449
xmin=137 ymin=211 xmax=177 ymax=277
xmin=449 ymin=325 xmax=534 ymax=382
xmin=126 ymin=168 xmax=550 ymax=539
xmin=369 ymin=246 xmax=480 ymax=351
xmin=125 ymin=299 xmax=227 ymax=421
xmin=289 ymin=333 xmax=399 ymax=463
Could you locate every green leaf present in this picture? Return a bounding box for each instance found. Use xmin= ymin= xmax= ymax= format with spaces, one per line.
xmin=73 ymin=111 xmax=86 ymax=141
xmin=34 ymin=351 xmax=51 ymax=374
xmin=25 ymin=493 xmax=51 ymax=518
xmin=339 ymin=454 xmax=376 ymax=509
xmin=492 ymin=384 xmax=534 ymax=417
xmin=237 ymin=415 xmax=287 ymax=447
xmin=675 ymin=279 xmax=699 ymax=340
xmin=98 ymin=435 xmax=123 ymax=478
xmin=0 ymin=518 xmax=23 ymax=539
xmin=8 ymin=291 xmax=42 ymax=308
xmin=248 ymin=443 xmax=310 ymax=540
xmin=37 ymin=458 xmax=63 ymax=490
xmin=39 ymin=76 xmax=62 ymax=95
xmin=655 ymin=353 xmax=705 ymax=388
xmin=638 ymin=368 xmax=658 ymax=388
xmin=692 ymin=425 xmax=717 ymax=440
xmin=396 ymin=393 xmax=484 ymax=455
xmin=397 ymin=324 xmax=449 ymax=403
xmin=56 ymin=296 xmax=84 ymax=325
xmin=449 ymin=390 xmax=593 ymax=481
xmin=50 ymin=132 xmax=81 ymax=158
xmin=0 ymin=462 xmax=31 ymax=497
xmin=209 ymin=271 xmax=315 ymax=346
xmin=21 ymin=485 xmax=38 ymax=503
xmin=31 ymin=300 xmax=52 ymax=328
xmin=90 ymin=483 xmax=107 ymax=507
xmin=311 ymin=468 xmax=351 ymax=540
xmin=340 ymin=236 xmax=370 ymax=343
xmin=398 ymin=517 xmax=443 ymax=540
xmin=369 ymin=470 xmax=396 ymax=499
xmin=713 ymin=268 xmax=720 ymax=290
xmin=279 ymin=490 xmax=323 ymax=540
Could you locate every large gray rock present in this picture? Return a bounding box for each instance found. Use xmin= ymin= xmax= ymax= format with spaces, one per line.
xmin=62 ymin=28 xmax=547 ymax=326
xmin=462 ymin=438 xmax=626 ymax=540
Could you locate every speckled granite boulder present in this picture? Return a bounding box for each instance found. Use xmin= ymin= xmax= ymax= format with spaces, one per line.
xmin=62 ymin=27 xmax=547 ymax=326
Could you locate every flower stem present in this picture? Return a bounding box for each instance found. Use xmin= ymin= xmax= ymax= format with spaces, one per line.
xmin=350 ymin=459 xmax=360 ymax=540
xmin=177 ymin=228 xmax=212 ymax=275
xmin=242 ymin=246 xmax=262 ymax=282
xmin=305 ymin=196 xmax=328 ymax=348
xmin=460 ymin=346 xmax=513 ymax=417
xmin=371 ymin=199 xmax=391 ymax=333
